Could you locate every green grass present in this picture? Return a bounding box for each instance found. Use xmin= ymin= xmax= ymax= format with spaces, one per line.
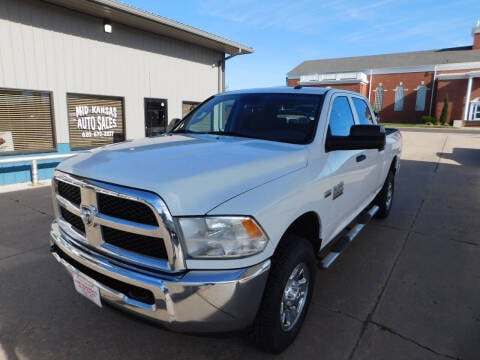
xmin=380 ymin=122 xmax=452 ymax=128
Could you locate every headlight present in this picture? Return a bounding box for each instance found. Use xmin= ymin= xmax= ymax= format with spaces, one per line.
xmin=177 ymin=216 xmax=269 ymax=258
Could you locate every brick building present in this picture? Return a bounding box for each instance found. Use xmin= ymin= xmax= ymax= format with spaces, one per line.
xmin=287 ymin=22 xmax=480 ymax=125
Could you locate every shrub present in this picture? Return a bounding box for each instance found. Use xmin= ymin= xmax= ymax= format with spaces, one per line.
xmin=440 ymin=95 xmax=450 ymax=125
xmin=421 ymin=115 xmax=437 ymax=125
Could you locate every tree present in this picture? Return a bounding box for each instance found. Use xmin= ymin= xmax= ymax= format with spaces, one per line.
xmin=440 ymin=95 xmax=450 ymax=125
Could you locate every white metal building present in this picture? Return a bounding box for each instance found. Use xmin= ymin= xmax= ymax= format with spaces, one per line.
xmin=0 ymin=0 xmax=253 ymax=184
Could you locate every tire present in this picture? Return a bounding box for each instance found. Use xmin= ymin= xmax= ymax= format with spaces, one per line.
xmin=375 ymin=170 xmax=394 ymax=219
xmin=252 ymin=235 xmax=316 ymax=353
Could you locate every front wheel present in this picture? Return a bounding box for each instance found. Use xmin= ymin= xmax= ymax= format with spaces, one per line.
xmin=375 ymin=170 xmax=394 ymax=218
xmin=252 ymin=235 xmax=316 ymax=353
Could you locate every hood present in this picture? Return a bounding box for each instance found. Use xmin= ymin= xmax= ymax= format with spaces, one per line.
xmin=58 ymin=134 xmax=308 ymax=215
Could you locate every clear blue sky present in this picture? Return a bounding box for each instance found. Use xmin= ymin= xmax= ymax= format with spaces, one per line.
xmin=123 ymin=0 xmax=479 ymax=90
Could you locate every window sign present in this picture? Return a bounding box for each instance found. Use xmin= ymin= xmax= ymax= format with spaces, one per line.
xmin=67 ymin=94 xmax=125 ymax=150
xmin=0 ymin=131 xmax=14 ymax=152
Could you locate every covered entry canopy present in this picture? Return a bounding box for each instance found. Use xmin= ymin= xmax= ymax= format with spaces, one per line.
xmin=437 ymin=71 xmax=480 ymax=121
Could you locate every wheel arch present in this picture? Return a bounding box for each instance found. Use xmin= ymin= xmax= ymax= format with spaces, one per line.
xmin=278 ymin=211 xmax=321 ymax=254
xmin=390 ymin=155 xmax=399 ymax=174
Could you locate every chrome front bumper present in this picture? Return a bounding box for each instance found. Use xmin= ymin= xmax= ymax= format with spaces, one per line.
xmin=50 ymin=221 xmax=270 ymax=332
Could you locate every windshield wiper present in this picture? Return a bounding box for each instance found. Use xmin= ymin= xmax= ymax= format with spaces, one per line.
xmin=205 ymin=131 xmax=255 ymax=139
xmin=171 ymin=129 xmax=200 ymax=134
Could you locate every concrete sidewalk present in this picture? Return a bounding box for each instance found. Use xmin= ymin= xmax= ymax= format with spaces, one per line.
xmin=0 ymin=130 xmax=479 ymax=359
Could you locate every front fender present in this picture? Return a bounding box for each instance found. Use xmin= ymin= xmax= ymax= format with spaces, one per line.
xmin=201 ymin=167 xmax=319 ymax=266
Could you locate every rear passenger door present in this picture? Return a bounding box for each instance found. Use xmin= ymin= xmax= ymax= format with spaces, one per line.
xmin=351 ymin=96 xmax=383 ymax=196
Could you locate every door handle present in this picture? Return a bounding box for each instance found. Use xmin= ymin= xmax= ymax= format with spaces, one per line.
xmin=356 ymin=154 xmax=366 ymax=162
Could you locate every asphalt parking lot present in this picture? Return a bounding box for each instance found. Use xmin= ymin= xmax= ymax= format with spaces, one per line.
xmin=1 ymin=129 xmax=479 ymax=360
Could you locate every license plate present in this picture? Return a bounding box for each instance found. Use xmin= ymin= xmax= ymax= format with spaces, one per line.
xmin=73 ymin=273 xmax=102 ymax=308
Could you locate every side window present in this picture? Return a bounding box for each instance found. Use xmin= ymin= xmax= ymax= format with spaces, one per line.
xmin=188 ymin=99 xmax=234 ymax=132
xmin=352 ymin=97 xmax=374 ymax=125
xmin=328 ymin=96 xmax=354 ymax=136
xmin=188 ymin=108 xmax=212 ymax=132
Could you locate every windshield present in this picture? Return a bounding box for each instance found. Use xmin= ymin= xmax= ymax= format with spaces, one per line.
xmin=172 ymin=93 xmax=323 ymax=144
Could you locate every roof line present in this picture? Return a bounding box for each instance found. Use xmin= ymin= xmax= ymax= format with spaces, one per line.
xmin=109 ymin=0 xmax=254 ymax=54
xmin=298 ymin=46 xmax=473 ymax=64
xmin=41 ymin=0 xmax=254 ymax=55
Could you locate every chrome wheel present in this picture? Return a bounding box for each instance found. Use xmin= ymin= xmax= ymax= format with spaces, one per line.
xmin=253 ymin=236 xmax=315 ymax=353
xmin=385 ymin=179 xmax=393 ymax=210
xmin=280 ymin=263 xmax=310 ymax=331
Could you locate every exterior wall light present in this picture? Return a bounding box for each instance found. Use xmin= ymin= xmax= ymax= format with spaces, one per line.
xmin=104 ymin=21 xmax=112 ymax=33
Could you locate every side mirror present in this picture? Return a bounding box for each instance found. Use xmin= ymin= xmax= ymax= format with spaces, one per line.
xmin=166 ymin=118 xmax=182 ymax=132
xmin=326 ymin=125 xmax=386 ymax=152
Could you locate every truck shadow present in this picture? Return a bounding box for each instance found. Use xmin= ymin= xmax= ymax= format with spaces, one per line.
xmin=436 ymin=147 xmax=480 ymax=168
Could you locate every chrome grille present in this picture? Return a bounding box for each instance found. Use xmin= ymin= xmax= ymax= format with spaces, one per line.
xmin=53 ymin=171 xmax=184 ymax=272
xmin=101 ymin=226 xmax=168 ymax=258
xmin=97 ymin=192 xmax=158 ymax=226
xmin=58 ymin=181 xmax=81 ymax=205
xmin=60 ymin=207 xmax=85 ymax=234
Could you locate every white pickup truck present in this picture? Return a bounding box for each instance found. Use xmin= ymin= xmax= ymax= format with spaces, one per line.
xmin=50 ymin=87 xmax=401 ymax=353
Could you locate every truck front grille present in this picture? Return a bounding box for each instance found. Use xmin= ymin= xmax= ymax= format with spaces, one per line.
xmin=97 ymin=192 xmax=158 ymax=226
xmin=58 ymin=181 xmax=81 ymax=206
xmin=102 ymin=226 xmax=167 ymax=258
xmin=60 ymin=207 xmax=85 ymax=234
xmin=53 ymin=173 xmax=180 ymax=272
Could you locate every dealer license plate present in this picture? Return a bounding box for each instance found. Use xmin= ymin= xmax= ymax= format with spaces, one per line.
xmin=73 ymin=273 xmax=102 ymax=308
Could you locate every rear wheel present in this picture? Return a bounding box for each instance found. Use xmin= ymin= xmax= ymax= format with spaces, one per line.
xmin=375 ymin=170 xmax=394 ymax=218
xmin=252 ymin=235 xmax=316 ymax=353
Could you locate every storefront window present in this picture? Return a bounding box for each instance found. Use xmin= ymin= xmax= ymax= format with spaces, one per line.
xmin=67 ymin=94 xmax=125 ymax=150
xmin=0 ymin=89 xmax=55 ymax=154
xmin=182 ymin=101 xmax=200 ymax=117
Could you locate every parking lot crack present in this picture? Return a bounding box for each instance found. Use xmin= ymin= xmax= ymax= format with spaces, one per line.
xmin=435 ymin=135 xmax=450 ymax=173
xmin=348 ymin=199 xmax=426 ymax=360
xmin=449 ymin=238 xmax=479 ymax=247
xmin=0 ymin=245 xmax=47 ymax=261
xmin=5 ymin=197 xmax=53 ymax=218
xmin=318 ymin=305 xmax=363 ymax=323
xmin=410 ymin=229 xmax=479 ymax=248
xmin=370 ymin=320 xmax=461 ymax=359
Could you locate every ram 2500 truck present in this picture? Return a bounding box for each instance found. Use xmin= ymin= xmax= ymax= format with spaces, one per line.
xmin=50 ymin=87 xmax=401 ymax=353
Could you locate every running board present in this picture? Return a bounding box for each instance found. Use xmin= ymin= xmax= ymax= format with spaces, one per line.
xmin=320 ymin=205 xmax=379 ymax=269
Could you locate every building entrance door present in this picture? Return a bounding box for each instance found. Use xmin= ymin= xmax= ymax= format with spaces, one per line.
xmin=469 ymin=99 xmax=480 ymax=121
xmin=145 ymin=98 xmax=168 ymax=136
